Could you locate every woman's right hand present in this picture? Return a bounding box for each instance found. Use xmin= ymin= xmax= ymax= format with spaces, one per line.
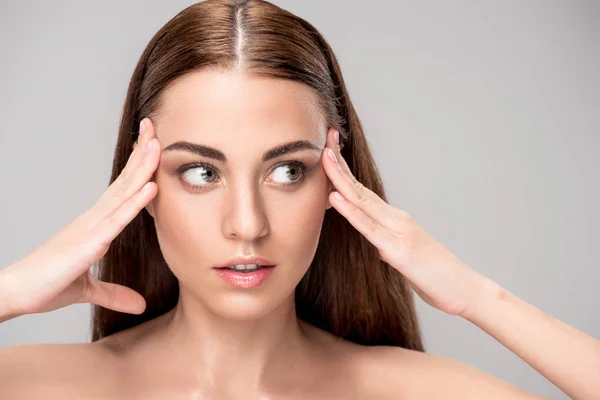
xmin=0 ymin=118 xmax=160 ymax=322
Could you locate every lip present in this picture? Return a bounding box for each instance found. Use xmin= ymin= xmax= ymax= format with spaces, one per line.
xmin=213 ymin=256 xmax=277 ymax=269
xmin=214 ymin=266 xmax=276 ymax=289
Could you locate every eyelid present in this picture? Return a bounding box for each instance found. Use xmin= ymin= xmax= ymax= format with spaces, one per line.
xmin=174 ymin=159 xmax=304 ymax=175
xmin=176 ymin=159 xmax=309 ymax=189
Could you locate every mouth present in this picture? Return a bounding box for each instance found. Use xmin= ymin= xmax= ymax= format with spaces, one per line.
xmin=213 ymin=265 xmax=277 ymax=288
xmin=213 ymin=256 xmax=277 ymax=270
xmin=214 ymin=264 xmax=275 ymax=273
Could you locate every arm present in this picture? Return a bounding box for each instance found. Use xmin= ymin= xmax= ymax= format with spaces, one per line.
xmin=463 ymin=277 xmax=600 ymax=400
xmin=0 ymin=267 xmax=23 ymax=323
xmin=319 ymin=131 xmax=598 ymax=398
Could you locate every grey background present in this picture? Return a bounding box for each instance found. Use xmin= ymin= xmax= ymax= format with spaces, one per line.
xmin=1 ymin=1 xmax=598 ymax=398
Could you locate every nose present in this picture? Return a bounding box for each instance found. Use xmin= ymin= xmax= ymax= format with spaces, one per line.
xmin=221 ymin=184 xmax=269 ymax=241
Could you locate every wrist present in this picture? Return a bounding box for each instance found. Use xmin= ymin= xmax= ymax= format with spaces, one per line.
xmin=0 ymin=266 xmax=24 ymax=323
xmin=461 ymin=275 xmax=506 ymax=322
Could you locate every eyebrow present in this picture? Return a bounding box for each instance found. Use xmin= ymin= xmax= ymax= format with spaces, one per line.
xmin=161 ymin=139 xmax=322 ymax=162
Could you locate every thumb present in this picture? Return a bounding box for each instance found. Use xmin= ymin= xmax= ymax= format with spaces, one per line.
xmin=85 ymin=279 xmax=146 ymax=315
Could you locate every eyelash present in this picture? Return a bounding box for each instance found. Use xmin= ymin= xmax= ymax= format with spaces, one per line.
xmin=175 ymin=159 xmax=309 ymax=192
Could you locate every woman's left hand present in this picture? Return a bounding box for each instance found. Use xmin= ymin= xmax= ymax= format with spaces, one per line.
xmin=322 ymin=128 xmax=500 ymax=318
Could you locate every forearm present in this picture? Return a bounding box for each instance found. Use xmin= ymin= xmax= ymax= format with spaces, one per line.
xmin=463 ymin=277 xmax=600 ymax=400
xmin=0 ymin=266 xmax=22 ymax=323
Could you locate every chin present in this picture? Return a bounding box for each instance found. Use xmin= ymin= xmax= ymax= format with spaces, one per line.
xmin=172 ymin=259 xmax=311 ymax=320
xmin=199 ymin=290 xmax=294 ymax=320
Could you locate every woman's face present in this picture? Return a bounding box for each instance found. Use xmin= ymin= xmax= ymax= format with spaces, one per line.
xmin=146 ymin=69 xmax=332 ymax=319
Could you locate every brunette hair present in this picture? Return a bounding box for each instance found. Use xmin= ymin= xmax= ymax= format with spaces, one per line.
xmin=91 ymin=0 xmax=425 ymax=351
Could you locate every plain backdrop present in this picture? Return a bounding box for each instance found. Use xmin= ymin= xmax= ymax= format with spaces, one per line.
xmin=1 ymin=1 xmax=598 ymax=398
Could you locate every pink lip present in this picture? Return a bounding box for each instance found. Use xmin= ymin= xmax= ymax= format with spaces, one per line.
xmin=213 ymin=255 xmax=276 ymax=269
xmin=214 ymin=266 xmax=276 ymax=289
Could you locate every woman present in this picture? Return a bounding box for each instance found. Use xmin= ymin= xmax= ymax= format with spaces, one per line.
xmin=0 ymin=0 xmax=597 ymax=398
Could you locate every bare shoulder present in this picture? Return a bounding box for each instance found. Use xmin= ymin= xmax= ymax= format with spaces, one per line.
xmin=347 ymin=345 xmax=550 ymax=399
xmin=0 ymin=341 xmax=120 ymax=399
xmin=0 ymin=313 xmax=178 ymax=399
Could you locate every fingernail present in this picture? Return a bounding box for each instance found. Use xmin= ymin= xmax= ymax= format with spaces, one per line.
xmin=139 ymin=120 xmax=146 ymax=136
xmin=328 ymin=148 xmax=337 ymax=163
xmin=334 ymin=130 xmax=339 ymax=146
xmin=334 ymin=192 xmax=345 ymax=202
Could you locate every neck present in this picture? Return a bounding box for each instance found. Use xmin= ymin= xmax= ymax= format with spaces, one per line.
xmin=154 ymin=285 xmax=311 ymax=395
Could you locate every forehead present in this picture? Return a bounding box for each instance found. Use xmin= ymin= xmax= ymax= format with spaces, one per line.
xmin=152 ymin=69 xmax=326 ymax=147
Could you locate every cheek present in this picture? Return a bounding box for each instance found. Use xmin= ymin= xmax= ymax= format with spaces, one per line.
xmin=150 ymin=172 xmax=218 ymax=273
xmin=267 ymin=173 xmax=329 ymax=264
xmin=150 ymin=169 xmax=329 ymax=271
xmin=275 ymin=183 xmax=326 ymax=238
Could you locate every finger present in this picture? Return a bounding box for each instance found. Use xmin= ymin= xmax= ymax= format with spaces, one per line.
xmin=328 ymin=190 xmax=398 ymax=252
xmin=86 ymin=278 xmax=147 ymax=314
xmin=323 ymin=127 xmax=402 ymax=232
xmin=117 ymin=117 xmax=156 ymax=182
xmin=95 ymin=118 xmax=160 ymax=217
xmin=97 ymin=180 xmax=157 ymax=244
xmin=105 ymin=118 xmax=155 ymax=195
xmin=327 ymin=127 xmax=352 ymax=176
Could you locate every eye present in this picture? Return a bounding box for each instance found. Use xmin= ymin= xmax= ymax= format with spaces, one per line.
xmin=176 ymin=159 xmax=308 ymax=191
xmin=268 ymin=161 xmax=306 ymax=185
xmin=179 ymin=164 xmax=218 ymax=187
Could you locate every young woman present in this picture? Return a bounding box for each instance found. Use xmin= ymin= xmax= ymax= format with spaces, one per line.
xmin=0 ymin=0 xmax=597 ymax=398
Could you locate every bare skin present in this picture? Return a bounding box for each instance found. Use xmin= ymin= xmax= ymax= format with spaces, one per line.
xmin=0 ymin=318 xmax=545 ymax=399
xmin=92 ymin=313 xmax=363 ymax=399
xmin=0 ymin=70 xmax=550 ymax=399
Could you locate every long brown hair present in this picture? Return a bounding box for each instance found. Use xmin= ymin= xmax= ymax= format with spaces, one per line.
xmin=91 ymin=0 xmax=425 ymax=351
